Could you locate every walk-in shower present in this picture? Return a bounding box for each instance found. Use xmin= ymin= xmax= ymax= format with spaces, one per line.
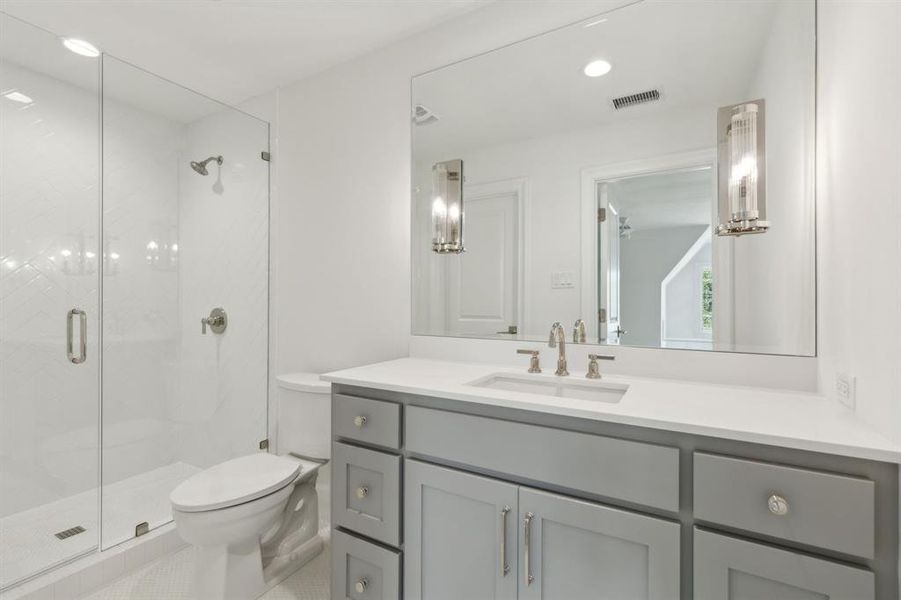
xmin=190 ymin=154 xmax=223 ymax=176
xmin=0 ymin=13 xmax=270 ymax=591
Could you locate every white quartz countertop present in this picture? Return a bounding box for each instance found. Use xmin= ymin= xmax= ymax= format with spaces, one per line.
xmin=322 ymin=357 xmax=901 ymax=464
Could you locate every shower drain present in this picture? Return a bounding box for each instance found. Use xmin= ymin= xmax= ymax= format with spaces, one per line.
xmin=54 ymin=525 xmax=86 ymax=540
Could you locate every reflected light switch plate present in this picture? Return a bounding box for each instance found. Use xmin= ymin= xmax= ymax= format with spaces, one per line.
xmin=551 ymin=271 xmax=575 ymax=289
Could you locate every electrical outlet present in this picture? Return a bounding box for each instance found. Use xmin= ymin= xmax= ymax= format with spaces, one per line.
xmin=835 ymin=373 xmax=856 ymax=409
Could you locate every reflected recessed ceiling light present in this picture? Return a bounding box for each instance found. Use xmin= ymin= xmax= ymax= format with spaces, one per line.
xmin=583 ymin=59 xmax=612 ymax=78
xmin=3 ymin=90 xmax=33 ymax=104
xmin=62 ymin=38 xmax=100 ymax=58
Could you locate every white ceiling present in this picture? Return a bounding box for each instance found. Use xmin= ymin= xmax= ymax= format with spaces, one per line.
xmin=413 ymin=0 xmax=785 ymax=157
xmin=0 ymin=0 xmax=489 ymax=106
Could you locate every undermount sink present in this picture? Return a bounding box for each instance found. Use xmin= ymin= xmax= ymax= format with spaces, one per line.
xmin=467 ymin=373 xmax=628 ymax=403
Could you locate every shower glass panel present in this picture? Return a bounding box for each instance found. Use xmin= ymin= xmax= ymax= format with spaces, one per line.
xmin=100 ymin=56 xmax=269 ymax=549
xmin=0 ymin=14 xmax=101 ymax=588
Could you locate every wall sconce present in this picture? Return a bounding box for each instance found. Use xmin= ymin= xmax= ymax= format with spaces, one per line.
xmin=716 ymin=99 xmax=768 ymax=236
xmin=431 ymin=159 xmax=464 ymax=253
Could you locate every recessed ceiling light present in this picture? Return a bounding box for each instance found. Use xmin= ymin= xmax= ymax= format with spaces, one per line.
xmin=3 ymin=90 xmax=33 ymax=104
xmin=62 ymin=38 xmax=100 ymax=58
xmin=583 ymin=59 xmax=613 ymax=78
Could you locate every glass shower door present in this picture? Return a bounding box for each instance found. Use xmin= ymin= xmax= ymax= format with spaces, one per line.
xmin=100 ymin=56 xmax=270 ymax=548
xmin=0 ymin=14 xmax=100 ymax=589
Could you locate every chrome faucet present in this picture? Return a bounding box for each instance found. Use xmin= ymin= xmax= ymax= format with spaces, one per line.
xmin=573 ymin=319 xmax=586 ymax=344
xmin=548 ymin=322 xmax=569 ymax=376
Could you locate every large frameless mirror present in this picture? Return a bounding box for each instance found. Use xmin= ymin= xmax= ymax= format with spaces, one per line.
xmin=411 ymin=0 xmax=816 ymax=356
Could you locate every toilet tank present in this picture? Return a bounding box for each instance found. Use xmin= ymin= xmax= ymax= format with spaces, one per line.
xmin=275 ymin=373 xmax=331 ymax=460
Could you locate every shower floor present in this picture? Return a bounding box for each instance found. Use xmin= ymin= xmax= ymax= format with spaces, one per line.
xmin=0 ymin=462 xmax=200 ymax=590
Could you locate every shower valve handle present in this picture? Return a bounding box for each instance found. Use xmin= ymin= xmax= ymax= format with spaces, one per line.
xmin=201 ymin=307 xmax=228 ymax=335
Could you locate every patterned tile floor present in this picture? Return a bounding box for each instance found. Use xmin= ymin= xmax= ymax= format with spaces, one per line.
xmin=81 ymin=542 xmax=330 ymax=600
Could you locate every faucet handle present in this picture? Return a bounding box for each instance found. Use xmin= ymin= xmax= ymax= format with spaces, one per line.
xmin=516 ymin=349 xmax=541 ymax=373
xmin=586 ymin=354 xmax=615 ymax=379
xmin=573 ymin=319 xmax=586 ymax=344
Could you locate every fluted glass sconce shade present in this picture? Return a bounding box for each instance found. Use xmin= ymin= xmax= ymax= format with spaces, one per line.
xmin=431 ymin=159 xmax=464 ymax=253
xmin=717 ymin=99 xmax=768 ymax=236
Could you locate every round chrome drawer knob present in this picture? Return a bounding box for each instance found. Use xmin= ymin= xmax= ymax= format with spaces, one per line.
xmin=356 ymin=486 xmax=369 ymax=499
xmin=355 ymin=577 xmax=369 ymax=593
xmin=353 ymin=415 xmax=367 ymax=428
xmin=767 ymin=494 xmax=789 ymax=516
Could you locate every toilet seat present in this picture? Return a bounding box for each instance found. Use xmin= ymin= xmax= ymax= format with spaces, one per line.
xmin=171 ymin=453 xmax=302 ymax=513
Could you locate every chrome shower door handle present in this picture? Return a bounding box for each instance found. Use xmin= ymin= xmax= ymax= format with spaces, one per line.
xmin=67 ymin=308 xmax=87 ymax=364
xmin=523 ymin=512 xmax=535 ymax=586
xmin=500 ymin=505 xmax=511 ymax=576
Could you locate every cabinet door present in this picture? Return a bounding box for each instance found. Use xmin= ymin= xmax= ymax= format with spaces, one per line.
xmin=519 ymin=487 xmax=680 ymax=600
xmin=404 ymin=460 xmax=518 ymax=600
xmin=694 ymin=528 xmax=875 ymax=600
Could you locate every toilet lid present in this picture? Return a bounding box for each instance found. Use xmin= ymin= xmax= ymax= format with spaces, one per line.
xmin=170 ymin=453 xmax=302 ymax=513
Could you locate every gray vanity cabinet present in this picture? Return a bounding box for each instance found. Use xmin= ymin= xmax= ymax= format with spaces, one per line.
xmin=404 ymin=460 xmax=518 ymax=600
xmin=693 ymin=528 xmax=875 ymax=600
xmin=518 ymin=488 xmax=680 ymax=600
xmin=332 ymin=386 xmax=898 ymax=600
xmin=404 ymin=460 xmax=680 ymax=600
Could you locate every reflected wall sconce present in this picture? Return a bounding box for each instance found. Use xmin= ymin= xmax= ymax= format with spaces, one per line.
xmin=716 ymin=99 xmax=768 ymax=236
xmin=431 ymin=159 xmax=464 ymax=253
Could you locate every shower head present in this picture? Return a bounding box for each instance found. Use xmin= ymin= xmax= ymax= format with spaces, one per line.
xmin=190 ymin=155 xmax=223 ymax=176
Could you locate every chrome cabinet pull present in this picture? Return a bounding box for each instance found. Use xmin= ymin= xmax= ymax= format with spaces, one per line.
xmin=353 ymin=415 xmax=367 ymax=428
xmin=354 ymin=577 xmax=368 ymax=593
xmin=767 ymin=494 xmax=790 ymax=516
xmin=66 ymin=308 xmax=87 ymax=364
xmin=500 ymin=505 xmax=511 ymax=576
xmin=523 ymin=512 xmax=534 ymax=586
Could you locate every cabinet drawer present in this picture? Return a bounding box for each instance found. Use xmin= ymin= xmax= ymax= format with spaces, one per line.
xmin=693 ymin=452 xmax=875 ymax=558
xmin=694 ymin=528 xmax=874 ymax=600
xmin=334 ymin=394 xmax=402 ymax=449
xmin=332 ymin=442 xmax=401 ymax=545
xmin=332 ymin=529 xmax=401 ymax=600
xmin=406 ymin=406 xmax=679 ymax=512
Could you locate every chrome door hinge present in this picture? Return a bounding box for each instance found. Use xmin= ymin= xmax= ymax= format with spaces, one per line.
xmin=261 ymin=151 xmax=271 ymax=162
xmin=597 ymin=208 xmax=607 ymax=223
xmin=135 ymin=522 xmax=149 ymax=537
xmin=598 ymin=308 xmax=607 ymax=323
xmin=259 ymin=439 xmax=269 ymax=450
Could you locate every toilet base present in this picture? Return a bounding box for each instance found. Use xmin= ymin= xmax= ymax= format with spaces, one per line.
xmin=194 ymin=539 xmax=267 ymax=600
xmin=183 ymin=460 xmax=326 ymax=600
xmin=190 ymin=530 xmax=326 ymax=600
xmin=262 ymin=532 xmax=326 ymax=592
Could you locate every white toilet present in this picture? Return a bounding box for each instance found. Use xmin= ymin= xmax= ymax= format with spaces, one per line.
xmin=170 ymin=373 xmax=331 ymax=600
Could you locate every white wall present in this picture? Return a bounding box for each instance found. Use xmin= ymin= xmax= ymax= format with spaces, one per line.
xmin=173 ymin=108 xmax=270 ymax=469
xmin=817 ymin=0 xmax=901 ymax=444
xmin=101 ymin=72 xmax=183 ymax=488
xmin=266 ymin=1 xmax=635 ymax=376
